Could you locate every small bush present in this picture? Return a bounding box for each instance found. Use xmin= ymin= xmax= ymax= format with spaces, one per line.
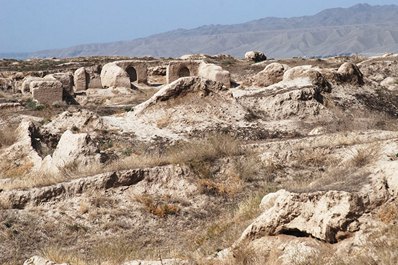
xmin=350 ymin=145 xmax=380 ymax=168
xmin=25 ymin=99 xmax=45 ymax=111
xmin=135 ymin=194 xmax=180 ymax=218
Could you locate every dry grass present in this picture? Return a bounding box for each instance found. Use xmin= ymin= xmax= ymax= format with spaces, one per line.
xmin=40 ymin=246 xmax=88 ymax=265
xmin=197 ymin=175 xmax=243 ymax=197
xmin=134 ymin=194 xmax=180 ymax=218
xmin=281 ymin=143 xmax=380 ymax=193
xmin=377 ymin=203 xmax=398 ymax=224
xmin=191 ymin=186 xmax=277 ymax=259
xmin=1 ymin=162 xmax=103 ymax=191
xmin=107 ymin=133 xmax=243 ymax=172
xmin=0 ymin=127 xmax=18 ymax=148
xmin=1 ymin=134 xmax=244 ymax=191
xmin=349 ymin=145 xmax=380 ymax=168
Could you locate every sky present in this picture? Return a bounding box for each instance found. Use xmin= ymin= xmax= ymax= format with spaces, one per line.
xmin=1 ymin=0 xmax=398 ymax=53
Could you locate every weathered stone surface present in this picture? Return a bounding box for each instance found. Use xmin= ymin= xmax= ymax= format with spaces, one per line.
xmin=237 ymin=189 xmax=365 ymax=244
xmin=30 ymin=80 xmax=63 ymax=105
xmin=180 ymin=54 xmax=207 ymax=60
xmin=113 ymin=60 xmax=148 ymax=84
xmin=283 ymin=65 xmax=330 ymax=90
xmin=52 ymin=130 xmax=99 ymax=168
xmin=100 ymin=63 xmax=131 ymax=88
xmin=253 ymin=63 xmax=290 ymax=87
xmin=21 ymin=76 xmax=44 ymax=94
xmin=87 ymin=66 xmax=102 ymax=88
xmin=134 ymin=76 xmax=226 ymax=115
xmin=236 ymin=76 xmax=329 ymax=120
xmin=198 ymin=61 xmax=231 ymax=88
xmin=73 ymin=67 xmax=88 ymax=91
xmin=337 ymin=62 xmax=364 ymax=86
xmin=149 ymin=65 xmax=167 ymax=76
xmin=380 ymin=77 xmax=398 ymax=91
xmin=166 ymin=61 xmax=201 ymax=84
xmin=0 ymin=165 xmax=192 ymax=208
xmin=23 ymin=256 xmax=67 ymax=265
xmin=42 ymin=109 xmax=104 ymax=134
xmin=123 ymin=259 xmax=189 ymax=265
xmin=45 ymin=72 xmax=74 ymax=95
xmin=245 ymin=51 xmax=267 ymax=62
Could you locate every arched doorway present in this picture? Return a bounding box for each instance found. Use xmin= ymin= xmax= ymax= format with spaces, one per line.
xmin=178 ymin=66 xmax=190 ymax=78
xmin=126 ymin=66 xmax=137 ymax=82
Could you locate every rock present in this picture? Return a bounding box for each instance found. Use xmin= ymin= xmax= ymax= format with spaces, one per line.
xmin=100 ymin=63 xmax=131 ymax=88
xmin=180 ymin=54 xmax=207 ymax=60
xmin=308 ymin=126 xmax=327 ymax=136
xmin=42 ymin=109 xmax=104 ymax=135
xmin=253 ymin=63 xmax=290 ymax=87
xmin=30 ymin=80 xmax=63 ymax=105
xmin=45 ymin=72 xmax=74 ymax=95
xmin=337 ymin=62 xmax=364 ymax=86
xmin=245 ymin=51 xmax=267 ymax=62
xmin=235 ymin=77 xmax=329 ymax=120
xmin=237 ymin=189 xmax=365 ymax=244
xmin=283 ymin=65 xmax=330 ymax=90
xmin=149 ymin=66 xmax=167 ymax=76
xmin=0 ymin=165 xmax=193 ymax=208
xmin=198 ymin=62 xmax=231 ymax=88
xmin=380 ymin=77 xmax=398 ymax=91
xmin=123 ymin=259 xmax=189 ymax=265
xmin=73 ymin=67 xmax=88 ymax=91
xmin=49 ymin=130 xmax=100 ymax=168
xmin=134 ymin=77 xmax=226 ymax=116
xmin=23 ymin=256 xmax=68 ymax=265
xmin=104 ymin=77 xmax=249 ymax=140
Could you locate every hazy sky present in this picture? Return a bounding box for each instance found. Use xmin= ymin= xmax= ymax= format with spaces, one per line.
xmin=1 ymin=0 xmax=397 ymax=53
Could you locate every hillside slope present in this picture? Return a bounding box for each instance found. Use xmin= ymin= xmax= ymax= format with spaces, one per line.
xmin=22 ymin=4 xmax=398 ymax=58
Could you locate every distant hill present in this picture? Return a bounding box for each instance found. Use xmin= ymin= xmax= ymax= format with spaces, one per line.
xmin=10 ymin=4 xmax=398 ymax=59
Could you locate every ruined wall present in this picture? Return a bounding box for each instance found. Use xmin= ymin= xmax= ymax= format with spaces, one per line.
xmin=30 ymin=80 xmax=63 ymax=105
xmin=166 ymin=61 xmax=201 ymax=84
xmin=167 ymin=60 xmax=231 ymax=88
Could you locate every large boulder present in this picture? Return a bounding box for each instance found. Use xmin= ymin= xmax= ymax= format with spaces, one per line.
xmin=198 ymin=62 xmax=231 ymax=88
xmin=283 ymin=65 xmax=330 ymax=90
xmin=245 ymin=51 xmax=267 ymax=62
xmin=337 ymin=62 xmax=364 ymax=86
xmin=30 ymin=80 xmax=63 ymax=105
xmin=237 ymin=189 xmax=365 ymax=244
xmin=100 ymin=63 xmax=131 ymax=88
xmin=253 ymin=63 xmax=290 ymax=87
xmin=51 ymin=130 xmax=100 ymax=168
xmin=380 ymin=77 xmax=398 ymax=91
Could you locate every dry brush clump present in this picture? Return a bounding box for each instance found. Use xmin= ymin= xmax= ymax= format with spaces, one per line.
xmin=134 ymin=194 xmax=180 ymax=218
xmin=349 ymin=144 xmax=380 ymax=168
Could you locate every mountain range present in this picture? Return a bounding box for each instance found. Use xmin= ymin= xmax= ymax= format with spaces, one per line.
xmin=4 ymin=3 xmax=398 ymax=59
